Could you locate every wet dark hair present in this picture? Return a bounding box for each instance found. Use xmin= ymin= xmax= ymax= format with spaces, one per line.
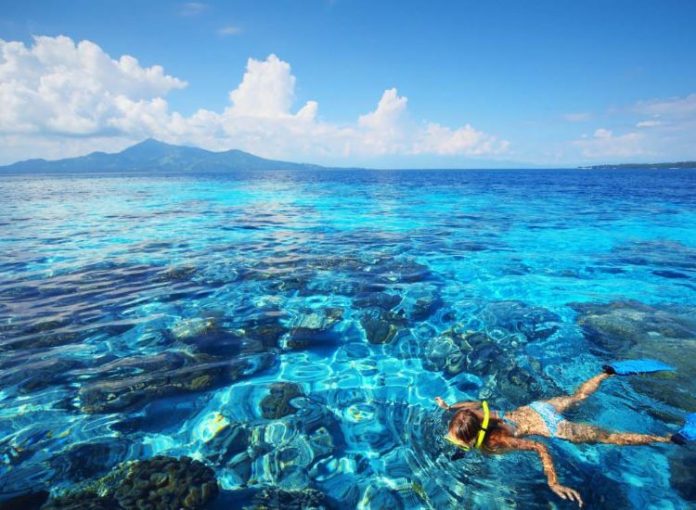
xmin=450 ymin=409 xmax=481 ymax=444
xmin=449 ymin=408 xmax=505 ymax=448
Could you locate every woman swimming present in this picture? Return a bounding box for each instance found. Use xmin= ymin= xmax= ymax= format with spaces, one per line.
xmin=436 ymin=369 xmax=680 ymax=508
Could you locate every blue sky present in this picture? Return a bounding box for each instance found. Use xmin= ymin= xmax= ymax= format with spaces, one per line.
xmin=1 ymin=0 xmax=695 ymax=167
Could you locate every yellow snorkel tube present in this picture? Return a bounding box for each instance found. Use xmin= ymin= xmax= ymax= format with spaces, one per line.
xmin=445 ymin=400 xmax=490 ymax=451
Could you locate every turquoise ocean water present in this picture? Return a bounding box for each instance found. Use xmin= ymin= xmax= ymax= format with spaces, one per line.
xmin=1 ymin=169 xmax=695 ymax=508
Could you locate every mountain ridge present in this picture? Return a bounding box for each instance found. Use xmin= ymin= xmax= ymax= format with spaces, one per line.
xmin=0 ymin=139 xmax=327 ymax=173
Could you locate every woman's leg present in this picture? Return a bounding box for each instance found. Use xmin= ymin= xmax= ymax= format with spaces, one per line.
xmin=546 ymin=372 xmax=612 ymax=412
xmin=557 ymin=421 xmax=671 ymax=445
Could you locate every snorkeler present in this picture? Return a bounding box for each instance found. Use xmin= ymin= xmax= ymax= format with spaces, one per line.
xmin=436 ymin=359 xmax=696 ymax=508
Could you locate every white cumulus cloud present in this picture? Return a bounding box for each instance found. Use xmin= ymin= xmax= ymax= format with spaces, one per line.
xmin=226 ymin=54 xmax=308 ymax=119
xmin=0 ymin=35 xmax=508 ymax=165
xmin=358 ymin=88 xmax=408 ymax=130
xmin=0 ymin=35 xmax=186 ymax=137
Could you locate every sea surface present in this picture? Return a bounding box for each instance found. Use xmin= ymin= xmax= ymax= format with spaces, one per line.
xmin=1 ymin=169 xmax=695 ymax=509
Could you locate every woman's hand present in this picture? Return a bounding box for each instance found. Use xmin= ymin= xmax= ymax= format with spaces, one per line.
xmin=435 ymin=397 xmax=449 ymax=410
xmin=549 ymin=483 xmax=583 ymax=507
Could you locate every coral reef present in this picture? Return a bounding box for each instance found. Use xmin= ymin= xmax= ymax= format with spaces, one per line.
xmin=42 ymin=456 xmax=218 ymax=510
xmin=260 ymin=382 xmax=304 ymax=419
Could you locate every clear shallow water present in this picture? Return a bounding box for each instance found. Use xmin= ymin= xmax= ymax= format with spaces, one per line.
xmin=1 ymin=169 xmax=695 ymax=509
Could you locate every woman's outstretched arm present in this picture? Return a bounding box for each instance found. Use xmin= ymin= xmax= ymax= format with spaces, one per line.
xmin=434 ymin=396 xmax=478 ymax=411
xmin=502 ymin=437 xmax=583 ymax=507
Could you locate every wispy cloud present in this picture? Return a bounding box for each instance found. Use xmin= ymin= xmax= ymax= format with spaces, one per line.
xmin=636 ymin=120 xmax=663 ymax=128
xmin=218 ymin=25 xmax=243 ymax=37
xmin=179 ymin=2 xmax=208 ymax=16
xmin=563 ymin=112 xmax=591 ymax=122
xmin=573 ymin=128 xmax=646 ymax=159
xmin=634 ymin=93 xmax=696 ymax=119
xmin=567 ymin=92 xmax=696 ymax=161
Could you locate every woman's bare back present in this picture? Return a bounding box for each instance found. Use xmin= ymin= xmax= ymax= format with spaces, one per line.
xmin=505 ymin=406 xmax=552 ymax=437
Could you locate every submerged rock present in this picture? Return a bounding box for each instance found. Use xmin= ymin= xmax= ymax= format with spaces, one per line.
xmin=269 ymin=274 xmax=314 ymax=294
xmin=159 ymin=265 xmax=197 ymax=282
xmin=170 ymin=317 xmax=218 ymax=341
xmin=468 ymin=342 xmax=505 ymax=373
xmin=670 ymin=449 xmax=696 ymax=502
xmin=353 ymin=292 xmax=401 ymax=311
xmin=0 ymin=357 xmax=83 ymax=394
xmin=307 ymin=427 xmax=335 ymax=460
xmin=607 ymin=239 xmax=696 ymax=272
xmin=424 ymin=334 xmax=466 ymax=376
xmin=424 ymin=300 xmax=560 ymax=380
xmin=571 ymin=300 xmax=696 ymax=410
xmin=293 ymin=308 xmax=344 ymax=331
xmin=187 ymin=330 xmax=248 ymax=358
xmin=410 ymin=294 xmax=441 ymax=321
xmin=424 ymin=329 xmax=499 ymax=375
xmin=43 ymin=456 xmax=218 ymax=510
xmin=248 ymin=487 xmax=329 ymax=510
xmin=498 ymin=365 xmax=543 ymax=404
xmin=0 ymin=490 xmax=49 ymax=510
xmin=653 ymin=269 xmax=690 ymax=279
xmin=571 ymin=300 xmax=696 ymax=353
xmin=56 ymin=440 xmax=130 ymax=482
xmin=2 ymin=320 xmax=82 ymax=351
xmin=42 ymin=493 xmax=117 ymax=510
xmin=359 ymin=485 xmax=403 ymax=510
xmin=170 ymin=315 xmax=281 ymax=358
xmin=284 ymin=308 xmax=344 ymax=353
xmin=79 ymin=353 xmax=275 ymax=413
xmin=83 ymin=352 xmax=186 ymax=379
xmin=261 ymin=382 xmax=304 ymax=419
xmin=285 ymin=327 xmax=341 ymax=353
xmin=243 ymin=317 xmax=288 ymax=351
xmin=376 ymin=258 xmax=433 ymax=284
xmin=204 ymin=421 xmax=250 ymax=457
xmin=478 ymin=301 xmax=560 ymax=342
xmin=315 ymin=472 xmax=360 ymax=508
xmin=27 ymin=322 xmax=134 ymax=351
xmin=114 ymin=456 xmax=218 ymax=510
xmin=359 ymin=308 xmax=406 ymax=344
xmin=243 ymin=399 xmax=345 ymax=488
xmin=401 ymin=284 xmax=443 ymax=321
xmin=424 ymin=327 xmax=555 ymax=405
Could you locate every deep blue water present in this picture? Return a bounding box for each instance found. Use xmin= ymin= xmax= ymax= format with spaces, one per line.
xmin=1 ymin=169 xmax=695 ymax=509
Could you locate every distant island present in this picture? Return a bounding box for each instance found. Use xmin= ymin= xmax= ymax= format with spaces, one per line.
xmin=0 ymin=139 xmax=329 ymax=174
xmin=3 ymin=140 xmax=695 ymax=173
xmin=580 ymin=161 xmax=696 ymax=170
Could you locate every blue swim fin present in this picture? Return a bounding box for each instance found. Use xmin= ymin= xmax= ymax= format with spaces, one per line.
xmin=603 ymin=359 xmax=676 ymax=376
xmin=672 ymin=413 xmax=696 ymax=445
